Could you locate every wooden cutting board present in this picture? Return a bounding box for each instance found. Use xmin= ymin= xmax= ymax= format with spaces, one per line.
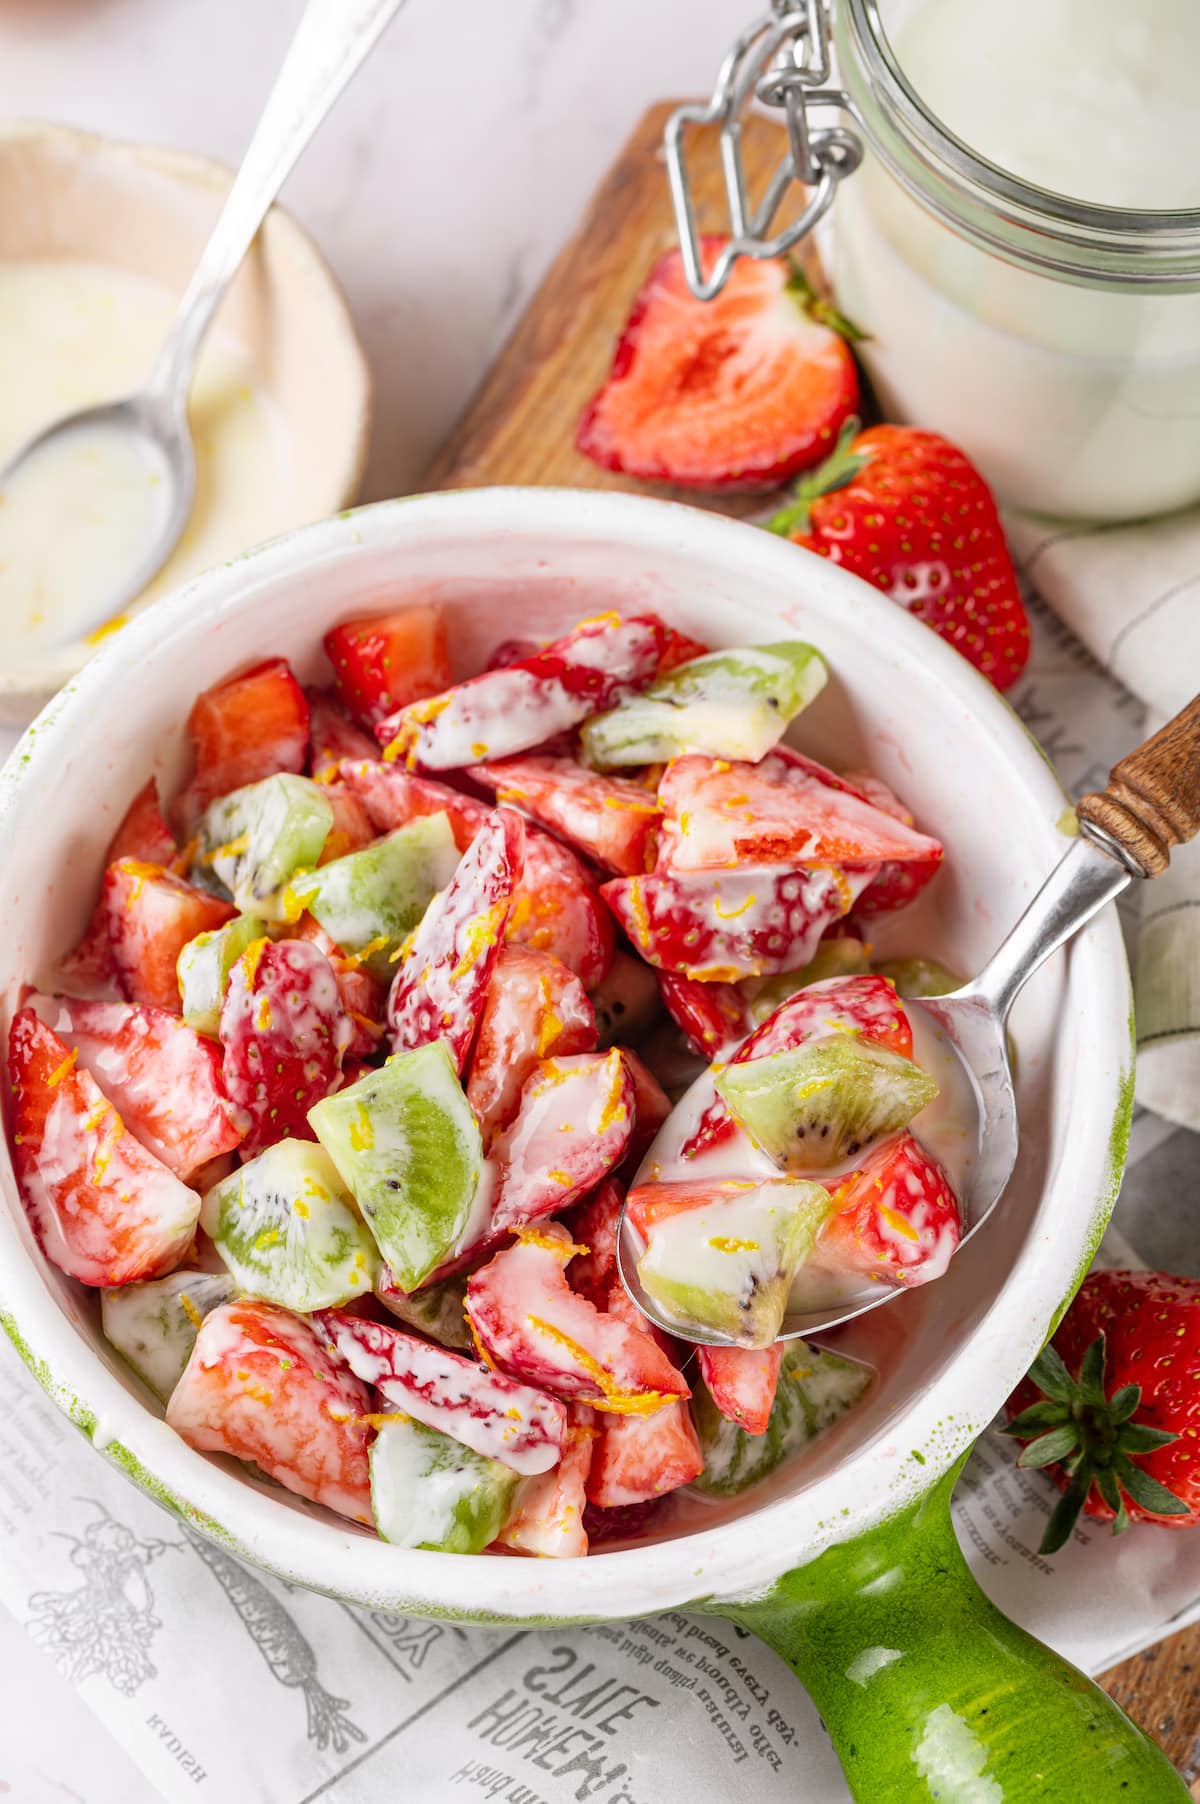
xmin=426 ymin=100 xmax=1200 ymax=1789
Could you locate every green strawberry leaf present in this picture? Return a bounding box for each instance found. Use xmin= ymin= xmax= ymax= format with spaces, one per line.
xmin=1113 ymin=1457 xmax=1191 ymax=1518
xmin=1000 ymin=1400 xmax=1071 ymax=1437
xmin=1108 ymin=1383 xmax=1143 ymax=1424
xmin=1039 ymin=1471 xmax=1091 ymax=1556
xmin=1017 ymin=1425 xmax=1081 ymax=1469
xmin=1077 ymin=1335 xmax=1108 ymax=1407
xmin=1118 ymin=1422 xmax=1179 ymax=1454
xmin=764 ymin=416 xmax=867 ymax=540
xmin=1093 ymin=1465 xmax=1130 ymax=1534
xmin=1026 ymin=1343 xmax=1076 ymax=1404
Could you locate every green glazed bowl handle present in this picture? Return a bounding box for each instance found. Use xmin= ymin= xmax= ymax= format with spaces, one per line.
xmin=716 ymin=1459 xmax=1189 ymax=1802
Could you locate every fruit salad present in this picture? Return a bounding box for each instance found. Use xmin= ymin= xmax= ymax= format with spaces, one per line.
xmin=5 ymin=603 xmax=965 ymax=1556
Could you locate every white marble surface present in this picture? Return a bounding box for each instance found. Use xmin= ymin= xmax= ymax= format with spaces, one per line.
xmin=0 ymin=3 xmax=749 ymax=1797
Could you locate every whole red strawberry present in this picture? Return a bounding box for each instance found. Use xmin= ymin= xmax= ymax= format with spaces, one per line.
xmin=768 ymin=419 xmax=1030 ymax=691
xmin=577 ymin=238 xmax=860 ymax=491
xmin=1004 ymin=1270 xmax=1200 ymax=1554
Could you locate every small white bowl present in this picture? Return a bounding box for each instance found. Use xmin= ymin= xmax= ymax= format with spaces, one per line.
xmin=0 ymin=119 xmax=371 ymax=722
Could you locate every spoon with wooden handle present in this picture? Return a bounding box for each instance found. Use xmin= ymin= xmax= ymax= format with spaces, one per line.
xmin=618 ymin=691 xmax=1200 ymax=1346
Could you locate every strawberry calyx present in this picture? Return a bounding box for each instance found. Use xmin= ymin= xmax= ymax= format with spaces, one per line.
xmin=765 ymin=415 xmax=870 ymax=541
xmin=785 ymin=267 xmax=868 ymax=344
xmin=1001 ymin=1333 xmax=1187 ymax=1554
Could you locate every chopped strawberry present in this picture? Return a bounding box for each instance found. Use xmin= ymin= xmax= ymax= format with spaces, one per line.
xmin=656 ymin=627 xmax=711 ymax=673
xmin=336 ymin=760 xmax=489 ymax=848
xmin=167 ymin=1300 xmax=373 ymax=1523
xmin=819 ymin=1131 xmax=961 ymax=1287
xmin=465 ymin=1225 xmax=690 ymax=1412
xmin=586 ymin=1280 xmax=703 ymax=1505
xmin=220 ymin=937 xmax=348 ymax=1155
xmin=582 ymin=1496 xmax=670 ymax=1545
xmin=307 ymin=687 xmax=379 ymax=777
xmin=102 ymin=860 xmax=235 ymax=1013
xmin=486 ymin=638 xmax=540 ymax=671
xmin=497 ymin=1405 xmax=596 ymax=1557
xmin=466 ymin=946 xmax=597 ymax=1145
xmin=620 ymin=1048 xmax=672 ymax=1165
xmin=490 ymin=1050 xmax=634 ymax=1232
xmin=768 ymin=421 xmax=1030 ymax=690
xmin=8 ymin=1008 xmax=200 ymax=1285
xmin=173 ymin=658 xmax=309 ymax=831
xmin=770 ymin=748 xmax=943 ymax=917
xmin=698 ymin=1345 xmax=784 ymax=1437
xmin=562 ymin=1178 xmax=625 ymax=1308
xmin=658 ymin=972 xmax=749 ymax=1060
xmin=292 ymin=915 xmax=386 ymax=1059
xmin=600 ymin=862 xmax=873 ymax=982
xmin=386 ymin=810 xmax=523 ymax=1074
xmin=324 ymin=604 xmax=452 ymax=729
xmin=468 ymin=755 xmax=660 ymax=877
xmin=505 ymin=831 xmax=614 ymax=990
xmin=62 ymin=781 xmax=179 ymax=988
xmin=378 ymin=612 xmax=668 ymax=770
xmin=576 ymin=241 xmax=859 ymax=491
xmin=656 ymin=752 xmax=942 ymax=875
xmin=315 ymin=1309 xmax=567 ymax=1476
xmin=37 ymin=996 xmax=241 ymax=1179
xmin=316 ymin=786 xmax=376 ymax=864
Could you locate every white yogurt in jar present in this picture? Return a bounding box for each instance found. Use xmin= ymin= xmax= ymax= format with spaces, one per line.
xmin=828 ymin=0 xmax=1200 ymax=519
xmin=0 ymin=260 xmax=288 ymax=662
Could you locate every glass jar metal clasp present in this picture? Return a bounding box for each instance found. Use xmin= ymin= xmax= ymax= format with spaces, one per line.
xmin=665 ymin=0 xmax=864 ymax=300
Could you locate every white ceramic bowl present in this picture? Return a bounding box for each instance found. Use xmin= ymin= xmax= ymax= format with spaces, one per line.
xmin=0 ymin=119 xmax=371 ymax=722
xmin=0 ymin=486 xmax=1132 ymax=1626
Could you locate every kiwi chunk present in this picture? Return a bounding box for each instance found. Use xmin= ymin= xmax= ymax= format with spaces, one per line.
xmin=177 ymin=913 xmax=268 ymax=1036
xmin=193 ymin=774 xmax=333 ymax=921
xmin=581 ymin=642 xmax=827 ymax=768
xmin=101 ymin=1270 xmax=238 ymax=1403
xmin=370 ymin=1417 xmax=518 ymax=1552
xmin=289 ymin=817 xmax=459 ymax=981
xmin=692 ymin=1341 xmax=873 ymax=1496
xmin=309 ymin=1042 xmax=486 ymax=1292
xmin=873 ymin=956 xmax=963 ymax=1000
xmin=376 ymin=1270 xmax=472 ymax=1351
xmin=716 ymin=1034 xmax=938 ymax=1173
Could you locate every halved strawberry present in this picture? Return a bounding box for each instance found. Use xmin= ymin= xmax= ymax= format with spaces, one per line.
xmin=698 ymin=1344 xmax=784 ymax=1437
xmin=62 ymin=781 xmax=179 ymax=988
xmin=497 ymin=1404 xmax=596 ymax=1557
xmin=324 ymin=604 xmax=452 ymax=729
xmin=336 ymin=760 xmax=490 ymax=849
xmin=102 ymin=861 xmax=236 ymax=1013
xmin=378 ymin=612 xmax=667 ymax=769
xmin=37 ymin=996 xmax=241 ymax=1180
xmin=658 ymin=972 xmax=749 ymax=1060
xmin=657 ymin=752 xmax=942 ymax=875
xmin=315 ymin=1309 xmax=567 ymax=1476
xmin=317 ymin=786 xmax=377 ymax=864
xmin=173 ymin=658 xmax=309 ymax=831
xmin=818 ymin=1130 xmax=961 ymax=1287
xmin=490 ymin=1050 xmax=634 ymax=1232
xmin=466 ymin=946 xmax=597 ymax=1146
xmin=586 ymin=1280 xmax=703 ymax=1505
xmin=8 ymin=1008 xmax=200 ymax=1285
xmin=468 ymin=755 xmax=660 ymax=877
xmin=506 ymin=832 xmax=614 ymax=991
xmin=465 ymin=1225 xmax=690 ymax=1412
xmin=386 ymin=810 xmax=524 ymax=1074
xmin=576 ymin=241 xmax=859 ymax=491
xmin=769 ymin=748 xmax=943 ymax=917
xmin=167 ymin=1299 xmax=373 ymax=1523
xmin=307 ymin=686 xmax=379 ymax=778
xmin=768 ymin=421 xmax=1030 ymax=690
xmin=220 ymin=937 xmax=348 ymax=1155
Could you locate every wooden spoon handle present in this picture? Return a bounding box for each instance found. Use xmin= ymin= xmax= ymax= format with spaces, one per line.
xmin=1077 ymin=692 xmax=1200 ymax=876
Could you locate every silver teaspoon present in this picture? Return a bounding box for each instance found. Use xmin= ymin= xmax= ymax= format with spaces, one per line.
xmin=618 ymin=691 xmax=1200 ymax=1347
xmin=0 ymin=0 xmax=405 ymax=650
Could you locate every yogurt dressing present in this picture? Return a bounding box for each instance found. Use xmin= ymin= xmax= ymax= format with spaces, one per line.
xmin=0 ymin=259 xmax=289 ymax=661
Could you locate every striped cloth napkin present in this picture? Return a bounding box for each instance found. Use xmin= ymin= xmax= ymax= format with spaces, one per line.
xmin=1005 ymin=510 xmax=1200 ymax=1131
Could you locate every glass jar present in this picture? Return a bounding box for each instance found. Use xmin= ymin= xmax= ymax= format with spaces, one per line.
xmin=816 ymin=0 xmax=1200 ymax=520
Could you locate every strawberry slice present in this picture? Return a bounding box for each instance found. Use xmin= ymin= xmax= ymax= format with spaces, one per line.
xmin=307 ymin=686 xmax=379 ymax=778
xmin=657 ymin=752 xmax=942 ymax=875
xmin=497 ymin=1404 xmax=596 ymax=1558
xmin=173 ymin=658 xmax=309 ymax=832
xmin=506 ymin=831 xmax=614 ymax=990
xmin=768 ymin=420 xmax=1030 ymax=691
xmin=167 ymin=1300 xmax=373 ymax=1523
xmin=600 ymin=862 xmax=873 ymax=982
xmin=37 ymin=996 xmax=241 ymax=1180
xmin=324 ymin=604 xmax=452 ymax=729
xmin=769 ymin=747 xmax=943 ymax=918
xmin=818 ymin=1130 xmax=961 ymax=1287
xmin=562 ymin=1178 xmax=625 ymax=1308
xmin=681 ymin=972 xmax=917 ymax=1161
xmin=658 ymin=971 xmax=750 ymax=1060
xmin=697 ymin=1344 xmax=784 ymax=1437
xmin=657 ymin=626 xmax=711 ymax=672
xmin=621 ymin=1049 xmax=672 ymax=1166
xmin=62 ymin=781 xmax=179 ymax=988
xmin=8 ymin=1008 xmax=200 ymax=1285
xmin=576 ymin=241 xmax=859 ymax=491
xmin=317 ymin=786 xmax=376 ymax=865
xmin=465 ymin=1225 xmax=690 ymax=1412
xmin=586 ymin=1280 xmax=703 ymax=1505
xmin=315 ymin=1309 xmax=567 ymax=1477
xmin=490 ymin=1050 xmax=634 ymax=1233
xmin=386 ymin=810 xmax=523 ymax=1074
xmin=220 ymin=937 xmax=348 ymax=1155
xmin=336 ymin=760 xmax=490 ymax=848
xmin=292 ymin=914 xmax=386 ymax=1059
xmin=468 ymin=755 xmax=660 ymax=877
xmin=378 ymin=612 xmax=667 ymax=770
xmin=466 ymin=946 xmax=597 ymax=1146
xmin=102 ymin=860 xmax=236 ymax=1013
xmin=486 ymin=638 xmax=540 ymax=671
